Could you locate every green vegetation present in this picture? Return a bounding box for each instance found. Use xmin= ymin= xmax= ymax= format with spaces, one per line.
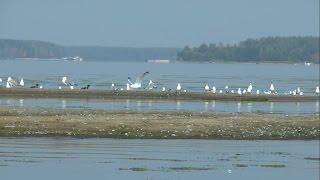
xmin=177 ymin=36 xmax=319 ymax=63
xmin=0 ymin=39 xmax=179 ymax=61
xmin=0 ymin=39 xmax=64 ymax=59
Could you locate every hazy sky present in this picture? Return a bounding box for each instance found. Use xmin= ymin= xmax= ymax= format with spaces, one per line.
xmin=0 ymin=0 xmax=319 ymax=47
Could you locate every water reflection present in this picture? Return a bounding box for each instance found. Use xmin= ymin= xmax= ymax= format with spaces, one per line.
xmin=269 ymin=102 xmax=274 ymax=113
xmin=0 ymin=98 xmax=319 ymax=114
xmin=237 ymin=102 xmax=241 ymax=112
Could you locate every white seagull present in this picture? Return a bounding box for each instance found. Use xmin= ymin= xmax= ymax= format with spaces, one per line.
xmin=212 ymin=86 xmax=216 ymax=93
xmin=237 ymin=88 xmax=242 ymax=95
xmin=204 ymin=84 xmax=210 ymax=91
xmin=127 ymin=71 xmax=149 ymax=89
xmin=247 ymin=83 xmax=253 ymax=93
xmin=7 ymin=77 xmax=18 ymax=88
xmin=62 ymin=76 xmax=77 ymax=89
xmin=225 ymin=86 xmax=229 ymax=93
xmin=19 ymin=78 xmax=24 ymax=86
xmin=176 ymin=83 xmax=182 ymax=91
xmin=146 ymin=80 xmax=157 ymax=90
xmin=316 ymin=86 xmax=319 ymax=95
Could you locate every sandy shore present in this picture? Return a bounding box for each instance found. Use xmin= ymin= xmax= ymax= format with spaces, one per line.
xmin=0 ymin=88 xmax=318 ymax=102
xmin=0 ymin=106 xmax=318 ymax=139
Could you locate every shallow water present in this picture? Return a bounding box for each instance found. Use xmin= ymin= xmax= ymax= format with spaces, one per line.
xmin=1 ymin=60 xmax=319 ymax=113
xmin=0 ymin=97 xmax=319 ymax=114
xmin=0 ymin=138 xmax=319 ymax=180
xmin=0 ymin=60 xmax=319 ymax=93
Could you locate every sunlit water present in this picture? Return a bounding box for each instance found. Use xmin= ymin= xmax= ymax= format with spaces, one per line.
xmin=0 ymin=138 xmax=319 ymax=180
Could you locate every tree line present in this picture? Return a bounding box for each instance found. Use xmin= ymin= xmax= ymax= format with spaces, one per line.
xmin=177 ymin=36 xmax=319 ymax=63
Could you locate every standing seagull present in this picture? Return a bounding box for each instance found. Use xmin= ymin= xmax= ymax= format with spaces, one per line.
xmin=269 ymin=83 xmax=277 ymax=94
xmin=212 ymin=86 xmax=216 ymax=93
xmin=237 ymin=88 xmax=242 ymax=95
xmin=247 ymin=83 xmax=253 ymax=93
xmin=127 ymin=71 xmax=149 ymax=89
xmin=316 ymin=86 xmax=319 ymax=95
xmin=176 ymin=83 xmax=182 ymax=91
xmin=62 ymin=76 xmax=77 ymax=89
xmin=204 ymin=84 xmax=210 ymax=92
xmin=19 ymin=78 xmax=24 ymax=86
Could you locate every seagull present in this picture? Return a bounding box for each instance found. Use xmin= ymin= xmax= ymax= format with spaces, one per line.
xmin=62 ymin=76 xmax=77 ymax=89
xmin=296 ymin=87 xmax=301 ymax=94
xmin=231 ymin=90 xmax=234 ymax=93
xmin=7 ymin=77 xmax=18 ymax=88
xmin=176 ymin=83 xmax=182 ymax=91
xmin=81 ymin=85 xmax=90 ymax=89
xmin=270 ymin=83 xmax=275 ymax=93
xmin=111 ymin=83 xmax=116 ymax=90
xmin=247 ymin=83 xmax=253 ymax=93
xmin=242 ymin=89 xmax=247 ymax=94
xmin=162 ymin=87 xmax=166 ymax=92
xmin=204 ymin=84 xmax=210 ymax=92
xmin=146 ymin=80 xmax=157 ymax=90
xmin=0 ymin=78 xmax=2 ymax=85
xmin=127 ymin=71 xmax=149 ymax=89
xmin=237 ymin=88 xmax=242 ymax=95
xmin=212 ymin=86 xmax=216 ymax=93
xmin=256 ymin=90 xmax=260 ymax=94
xmin=225 ymin=86 xmax=229 ymax=93
xmin=316 ymin=86 xmax=319 ymax=95
xmin=126 ymin=83 xmax=130 ymax=90
xmin=19 ymin=78 xmax=24 ymax=86
xmin=62 ymin=76 xmax=77 ymax=86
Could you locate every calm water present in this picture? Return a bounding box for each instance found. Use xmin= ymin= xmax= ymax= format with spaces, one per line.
xmin=0 ymin=60 xmax=319 ymax=93
xmin=0 ymin=60 xmax=319 ymax=113
xmin=0 ymin=138 xmax=319 ymax=180
xmin=0 ymin=97 xmax=319 ymax=114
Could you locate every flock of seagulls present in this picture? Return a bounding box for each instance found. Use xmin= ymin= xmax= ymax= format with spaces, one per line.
xmin=0 ymin=73 xmax=319 ymax=96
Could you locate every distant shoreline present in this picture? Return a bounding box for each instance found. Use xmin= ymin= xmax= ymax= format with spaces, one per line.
xmin=0 ymin=106 xmax=318 ymax=139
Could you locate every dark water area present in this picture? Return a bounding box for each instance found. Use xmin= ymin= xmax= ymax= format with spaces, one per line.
xmin=0 ymin=138 xmax=319 ymax=180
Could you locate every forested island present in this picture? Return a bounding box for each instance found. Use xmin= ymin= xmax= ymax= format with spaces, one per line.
xmin=0 ymin=37 xmax=319 ymax=63
xmin=177 ymin=36 xmax=319 ymax=63
xmin=0 ymin=39 xmax=179 ymax=61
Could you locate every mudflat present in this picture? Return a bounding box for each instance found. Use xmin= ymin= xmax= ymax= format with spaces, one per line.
xmin=0 ymin=88 xmax=318 ymax=102
xmin=0 ymin=106 xmax=318 ymax=139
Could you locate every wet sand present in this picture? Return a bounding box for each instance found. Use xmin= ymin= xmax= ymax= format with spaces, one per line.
xmin=0 ymin=106 xmax=318 ymax=139
xmin=0 ymin=88 xmax=319 ymax=102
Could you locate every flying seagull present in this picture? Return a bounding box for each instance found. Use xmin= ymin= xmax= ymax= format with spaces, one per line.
xmin=127 ymin=71 xmax=149 ymax=89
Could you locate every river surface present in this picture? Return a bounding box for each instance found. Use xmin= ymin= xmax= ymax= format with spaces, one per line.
xmin=0 ymin=138 xmax=319 ymax=180
xmin=0 ymin=60 xmax=319 ymax=113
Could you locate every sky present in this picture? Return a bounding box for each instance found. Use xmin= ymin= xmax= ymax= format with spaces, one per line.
xmin=0 ymin=0 xmax=319 ymax=47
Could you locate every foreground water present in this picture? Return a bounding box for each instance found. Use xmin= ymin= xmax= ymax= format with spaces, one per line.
xmin=0 ymin=138 xmax=319 ymax=180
